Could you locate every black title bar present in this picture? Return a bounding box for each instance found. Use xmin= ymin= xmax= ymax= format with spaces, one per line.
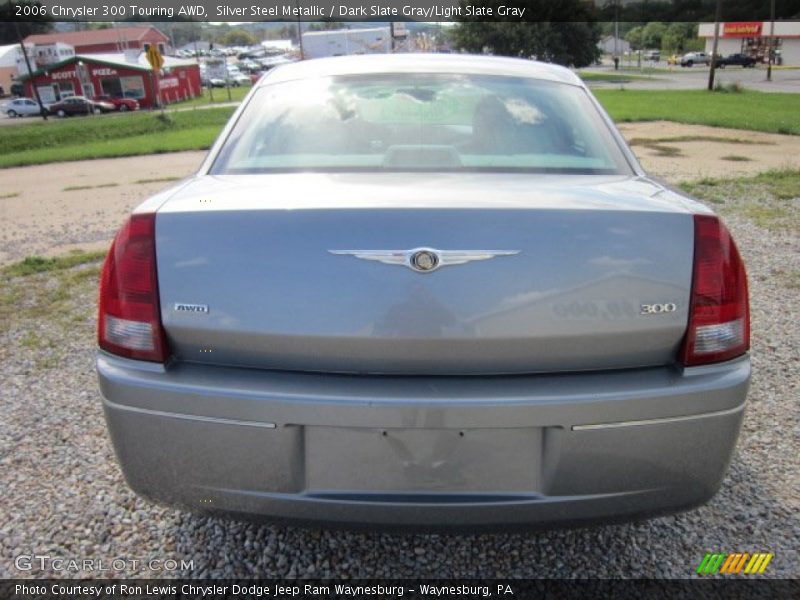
xmin=3 ymin=0 xmax=800 ymax=23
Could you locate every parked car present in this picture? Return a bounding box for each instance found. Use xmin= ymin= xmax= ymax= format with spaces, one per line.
xmin=49 ymin=96 xmax=115 ymax=117
xmin=229 ymin=73 xmax=251 ymax=86
xmin=93 ymin=94 xmax=140 ymax=111
xmin=643 ymin=50 xmax=660 ymax=62
xmin=206 ymin=78 xmax=226 ymax=88
xmin=97 ymin=54 xmax=750 ymax=529
xmin=716 ymin=53 xmax=757 ymax=68
xmin=680 ymin=52 xmax=711 ymax=67
xmin=5 ymin=97 xmax=48 ymax=117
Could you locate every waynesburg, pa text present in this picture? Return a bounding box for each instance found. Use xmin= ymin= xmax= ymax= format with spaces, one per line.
xmin=16 ymin=583 xmax=513 ymax=597
xmin=18 ymin=3 xmax=527 ymax=20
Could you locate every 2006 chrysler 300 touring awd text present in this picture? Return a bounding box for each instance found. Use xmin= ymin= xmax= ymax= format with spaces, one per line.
xmin=97 ymin=54 xmax=750 ymax=529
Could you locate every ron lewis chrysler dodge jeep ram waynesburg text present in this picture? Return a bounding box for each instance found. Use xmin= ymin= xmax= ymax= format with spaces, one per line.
xmin=97 ymin=54 xmax=750 ymax=529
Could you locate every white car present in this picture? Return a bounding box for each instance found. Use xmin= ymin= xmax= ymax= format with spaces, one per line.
xmin=5 ymin=97 xmax=48 ymax=117
xmin=680 ymin=52 xmax=711 ymax=67
xmin=230 ymin=73 xmax=251 ymax=86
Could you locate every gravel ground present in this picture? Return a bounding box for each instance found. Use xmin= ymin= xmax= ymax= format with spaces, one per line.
xmin=0 ymin=180 xmax=798 ymax=579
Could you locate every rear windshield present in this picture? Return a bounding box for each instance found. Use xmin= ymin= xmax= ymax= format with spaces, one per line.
xmin=211 ymin=73 xmax=633 ymax=175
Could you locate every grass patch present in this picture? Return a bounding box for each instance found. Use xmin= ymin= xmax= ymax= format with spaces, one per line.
xmin=743 ymin=204 xmax=791 ymax=229
xmin=783 ymin=270 xmax=800 ymax=290
xmin=3 ymin=250 xmax=106 ymax=278
xmin=20 ymin=330 xmax=51 ymax=350
xmin=595 ymin=89 xmax=800 ymax=135
xmin=681 ymin=168 xmax=800 ymax=199
xmin=0 ymin=191 xmax=20 ymax=199
xmin=0 ymin=253 xmax=103 ymax=345
xmin=628 ymin=135 xmax=772 ymax=146
xmin=169 ymin=85 xmax=250 ymax=108
xmin=681 ymin=169 xmax=799 ymax=229
xmin=721 ymin=155 xmax=753 ymax=162
xmin=748 ymin=169 xmax=800 ymax=200
xmin=714 ymin=81 xmax=744 ymax=94
xmin=133 ymin=176 xmax=181 ymax=184
xmin=0 ymin=107 xmax=235 ymax=169
xmin=63 ymin=183 xmax=120 ymax=191
xmin=643 ymin=143 xmax=683 ymax=157
xmin=577 ymin=72 xmax=652 ymax=83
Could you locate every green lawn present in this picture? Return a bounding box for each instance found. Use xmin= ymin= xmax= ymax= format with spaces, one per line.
xmin=0 ymin=88 xmax=797 ymax=168
xmin=169 ymin=85 xmax=251 ymax=108
xmin=0 ymin=107 xmax=235 ymax=168
xmin=595 ymin=89 xmax=800 ymax=135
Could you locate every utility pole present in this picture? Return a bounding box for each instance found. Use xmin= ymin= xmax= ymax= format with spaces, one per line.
xmin=613 ymin=0 xmax=619 ymax=70
xmin=14 ymin=21 xmax=47 ymax=120
xmin=296 ymin=3 xmax=305 ymax=60
xmin=707 ymin=0 xmax=722 ymax=91
xmin=767 ymin=0 xmax=775 ymax=82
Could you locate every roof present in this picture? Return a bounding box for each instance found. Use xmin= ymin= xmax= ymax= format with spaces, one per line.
xmin=261 ymin=40 xmax=294 ymax=50
xmin=18 ymin=52 xmax=199 ymax=81
xmin=77 ymin=52 xmax=198 ymax=70
xmin=25 ymin=26 xmax=168 ymax=47
xmin=260 ymin=54 xmax=582 ymax=87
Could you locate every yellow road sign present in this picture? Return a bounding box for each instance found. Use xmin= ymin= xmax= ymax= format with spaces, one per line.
xmin=146 ymin=45 xmax=163 ymax=71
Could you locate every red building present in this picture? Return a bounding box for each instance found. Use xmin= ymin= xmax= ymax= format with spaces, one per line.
xmin=21 ymin=53 xmax=202 ymax=109
xmin=25 ymin=26 xmax=169 ymax=56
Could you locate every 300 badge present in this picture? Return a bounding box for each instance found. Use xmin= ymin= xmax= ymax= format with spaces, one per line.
xmin=640 ymin=302 xmax=678 ymax=315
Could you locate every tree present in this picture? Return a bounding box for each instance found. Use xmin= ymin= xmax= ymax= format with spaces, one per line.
xmin=278 ymin=24 xmax=299 ymax=42
xmin=307 ymin=22 xmax=347 ymax=32
xmin=220 ymin=29 xmax=257 ymax=46
xmin=624 ymin=26 xmax=644 ymax=51
xmin=641 ymin=22 xmax=667 ymax=49
xmin=451 ymin=1 xmax=601 ymax=67
xmin=661 ymin=22 xmax=699 ymax=53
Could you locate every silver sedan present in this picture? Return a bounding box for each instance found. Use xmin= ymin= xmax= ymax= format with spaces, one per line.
xmin=97 ymin=54 xmax=750 ymax=529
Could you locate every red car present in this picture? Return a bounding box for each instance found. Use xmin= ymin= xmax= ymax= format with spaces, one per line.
xmin=49 ymin=96 xmax=115 ymax=117
xmin=93 ymin=94 xmax=140 ymax=112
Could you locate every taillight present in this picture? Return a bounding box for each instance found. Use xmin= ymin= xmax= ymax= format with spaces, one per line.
xmin=680 ymin=215 xmax=749 ymax=367
xmin=98 ymin=213 xmax=169 ymax=363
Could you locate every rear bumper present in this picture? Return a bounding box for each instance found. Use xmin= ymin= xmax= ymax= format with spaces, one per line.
xmin=97 ymin=353 xmax=749 ymax=529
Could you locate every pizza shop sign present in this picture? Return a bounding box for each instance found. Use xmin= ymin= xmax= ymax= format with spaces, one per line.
xmin=723 ymin=22 xmax=762 ymax=37
xmin=51 ymin=70 xmax=76 ymax=80
xmin=92 ymin=68 xmax=118 ymax=76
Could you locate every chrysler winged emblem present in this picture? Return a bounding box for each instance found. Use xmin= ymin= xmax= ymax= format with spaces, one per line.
xmin=328 ymin=247 xmax=520 ymax=273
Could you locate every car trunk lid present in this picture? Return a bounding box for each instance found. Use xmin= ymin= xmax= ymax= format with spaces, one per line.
xmin=155 ymin=173 xmax=694 ymax=375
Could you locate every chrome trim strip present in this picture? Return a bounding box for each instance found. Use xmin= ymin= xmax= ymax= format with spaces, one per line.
xmin=571 ymin=402 xmax=746 ymax=431
xmin=102 ymin=398 xmax=276 ymax=429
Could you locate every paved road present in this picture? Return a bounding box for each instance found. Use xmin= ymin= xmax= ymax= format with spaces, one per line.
xmin=582 ymin=64 xmax=800 ymax=93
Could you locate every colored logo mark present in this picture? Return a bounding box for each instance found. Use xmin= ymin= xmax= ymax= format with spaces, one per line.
xmin=697 ymin=552 xmax=773 ymax=575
